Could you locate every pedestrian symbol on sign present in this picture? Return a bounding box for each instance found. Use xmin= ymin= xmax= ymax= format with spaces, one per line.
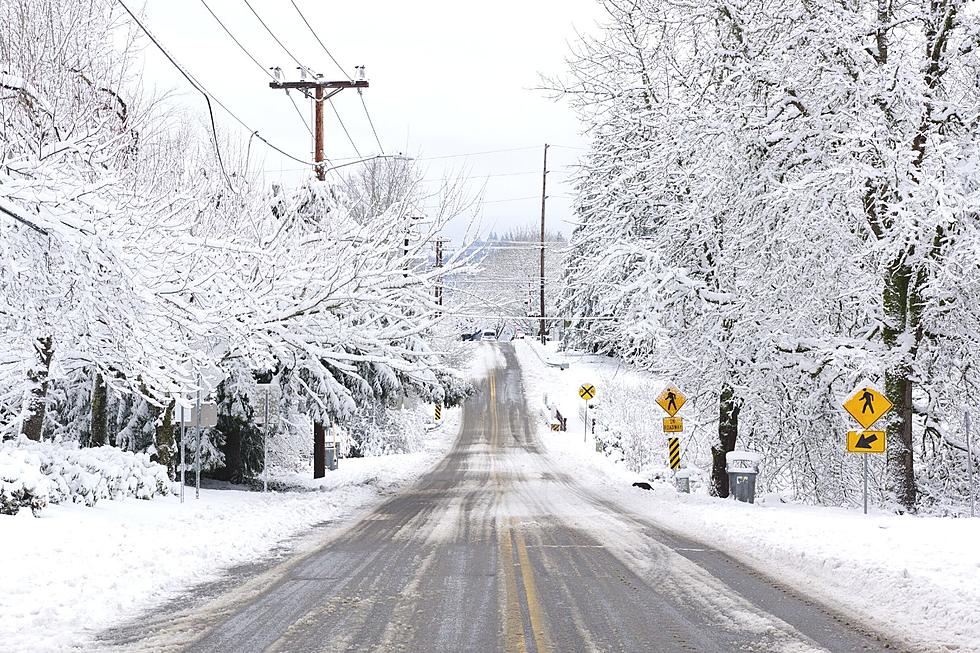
xmin=861 ymin=389 xmax=875 ymax=414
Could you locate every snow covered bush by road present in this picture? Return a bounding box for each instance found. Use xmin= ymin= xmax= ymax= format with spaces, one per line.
xmin=0 ymin=439 xmax=171 ymax=515
xmin=0 ymin=447 xmax=51 ymax=516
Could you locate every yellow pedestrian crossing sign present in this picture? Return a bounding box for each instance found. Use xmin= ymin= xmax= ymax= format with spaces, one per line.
xmin=843 ymin=386 xmax=893 ymax=429
xmin=579 ymin=383 xmax=596 ymax=401
xmin=656 ymin=385 xmax=685 ymax=417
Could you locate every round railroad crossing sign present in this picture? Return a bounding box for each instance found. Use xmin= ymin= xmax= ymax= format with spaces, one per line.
xmin=579 ymin=383 xmax=596 ymax=401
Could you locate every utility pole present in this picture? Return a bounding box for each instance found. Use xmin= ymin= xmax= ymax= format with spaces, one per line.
xmin=269 ymin=71 xmax=369 ymax=180
xmin=434 ymin=238 xmax=445 ymax=316
xmin=539 ymin=143 xmax=549 ymax=345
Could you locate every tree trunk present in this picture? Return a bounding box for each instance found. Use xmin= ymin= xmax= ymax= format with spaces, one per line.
xmin=90 ymin=372 xmax=108 ymax=447
xmin=882 ymin=259 xmax=918 ymax=511
xmin=153 ymin=400 xmax=176 ymax=479
xmin=711 ymin=382 xmax=741 ymax=497
xmin=21 ymin=336 xmax=54 ymax=441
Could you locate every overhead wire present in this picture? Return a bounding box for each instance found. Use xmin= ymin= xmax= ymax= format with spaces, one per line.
xmin=196 ymin=0 xmax=313 ymax=138
xmin=240 ymin=0 xmax=314 ymax=74
xmin=287 ymin=0 xmax=351 ymax=80
xmin=116 ymin=0 xmax=314 ymax=168
xmin=359 ymin=92 xmax=385 ymax=154
xmin=329 ymin=99 xmax=361 ymax=157
xmin=116 ymin=0 xmax=233 ymax=184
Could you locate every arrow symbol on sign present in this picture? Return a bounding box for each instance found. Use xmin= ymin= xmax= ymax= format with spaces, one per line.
xmin=855 ymin=433 xmax=878 ymax=449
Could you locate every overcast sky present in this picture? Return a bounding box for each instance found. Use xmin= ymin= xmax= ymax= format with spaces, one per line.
xmin=137 ymin=0 xmax=605 ymax=242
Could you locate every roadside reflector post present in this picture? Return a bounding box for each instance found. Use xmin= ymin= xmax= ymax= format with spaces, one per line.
xmin=725 ymin=451 xmax=761 ymax=503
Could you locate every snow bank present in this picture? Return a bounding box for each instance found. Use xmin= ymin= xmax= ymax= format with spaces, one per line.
xmin=0 ymin=439 xmax=171 ymax=515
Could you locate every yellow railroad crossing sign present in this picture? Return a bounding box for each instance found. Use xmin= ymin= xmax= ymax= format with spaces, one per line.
xmin=663 ymin=417 xmax=683 ymax=433
xmin=847 ymin=430 xmax=886 ymax=454
xmin=579 ymin=383 xmax=596 ymax=401
xmin=843 ymin=386 xmax=893 ymax=429
xmin=656 ymin=385 xmax=685 ymax=417
xmin=668 ymin=437 xmax=681 ymax=470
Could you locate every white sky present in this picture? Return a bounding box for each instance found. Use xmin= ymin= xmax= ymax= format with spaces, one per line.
xmin=137 ymin=0 xmax=606 ymax=242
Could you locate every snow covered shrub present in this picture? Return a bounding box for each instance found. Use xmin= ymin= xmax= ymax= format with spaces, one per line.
xmin=0 ymin=448 xmax=52 ymax=515
xmin=0 ymin=439 xmax=172 ymax=515
xmin=347 ymin=404 xmax=428 ymax=457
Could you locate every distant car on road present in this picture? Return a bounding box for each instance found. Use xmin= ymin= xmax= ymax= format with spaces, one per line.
xmin=514 ymin=328 xmax=525 ymax=339
xmin=480 ymin=330 xmax=497 ymax=341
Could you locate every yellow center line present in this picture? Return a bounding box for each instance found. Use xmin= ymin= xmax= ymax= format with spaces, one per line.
xmin=512 ymin=519 xmax=553 ymax=653
xmin=490 ymin=366 xmax=552 ymax=653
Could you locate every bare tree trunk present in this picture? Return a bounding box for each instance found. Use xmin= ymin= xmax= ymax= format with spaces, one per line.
xmin=711 ymin=382 xmax=741 ymax=497
xmin=90 ymin=372 xmax=108 ymax=447
xmin=21 ymin=336 xmax=53 ymax=441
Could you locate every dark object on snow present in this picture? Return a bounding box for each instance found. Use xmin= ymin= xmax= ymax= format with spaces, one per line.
xmin=632 ymin=481 xmax=654 ymax=491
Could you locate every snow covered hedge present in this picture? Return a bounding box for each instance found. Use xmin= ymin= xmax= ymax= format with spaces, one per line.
xmin=0 ymin=440 xmax=172 ymax=516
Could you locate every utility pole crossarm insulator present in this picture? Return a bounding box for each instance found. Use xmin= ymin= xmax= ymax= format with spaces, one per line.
xmin=268 ymin=80 xmax=369 ymax=91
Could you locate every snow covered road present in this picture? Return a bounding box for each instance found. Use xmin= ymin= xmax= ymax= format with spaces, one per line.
xmin=99 ymin=343 xmax=898 ymax=652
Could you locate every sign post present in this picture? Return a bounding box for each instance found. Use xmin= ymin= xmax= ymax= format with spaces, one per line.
xmin=179 ymin=404 xmax=185 ymax=504
xmin=842 ymin=386 xmax=893 ymax=514
xmin=967 ymin=409 xmax=975 ymax=518
xmin=579 ymin=383 xmax=596 ymax=443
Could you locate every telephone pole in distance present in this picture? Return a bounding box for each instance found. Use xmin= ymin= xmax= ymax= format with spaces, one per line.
xmin=539 ymin=143 xmax=549 ymax=345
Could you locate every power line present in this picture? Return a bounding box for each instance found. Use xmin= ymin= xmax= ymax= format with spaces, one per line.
xmin=198 ymin=0 xmax=271 ymax=79
xmin=287 ymin=0 xmax=351 ymax=80
xmin=329 ymin=98 xmax=361 ymax=157
xmin=116 ymin=0 xmax=232 ymax=184
xmin=197 ymin=0 xmax=312 ymax=139
xmin=117 ymin=0 xmax=313 ymax=168
xmin=415 ymin=145 xmax=542 ymax=161
xmin=359 ymin=92 xmax=385 ymax=155
xmin=240 ymin=0 xmax=314 ymax=74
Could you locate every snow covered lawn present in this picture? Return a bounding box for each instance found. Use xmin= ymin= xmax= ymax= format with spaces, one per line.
xmin=515 ymin=339 xmax=980 ymax=653
xmin=0 ymin=408 xmax=459 ymax=653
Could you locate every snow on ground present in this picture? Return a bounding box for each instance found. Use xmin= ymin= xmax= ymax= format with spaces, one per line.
xmin=514 ymin=339 xmax=980 ymax=653
xmin=0 ymin=407 xmax=460 ymax=653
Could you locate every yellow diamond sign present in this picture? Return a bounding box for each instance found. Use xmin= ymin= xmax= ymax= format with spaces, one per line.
xmin=656 ymin=385 xmax=685 ymax=417
xmin=843 ymin=386 xmax=893 ymax=429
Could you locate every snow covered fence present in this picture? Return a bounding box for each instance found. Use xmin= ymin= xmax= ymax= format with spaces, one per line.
xmin=0 ymin=439 xmax=172 ymax=516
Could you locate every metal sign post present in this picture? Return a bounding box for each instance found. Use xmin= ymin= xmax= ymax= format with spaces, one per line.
xmin=179 ymin=404 xmax=185 ymax=504
xmin=967 ymin=409 xmax=975 ymax=518
xmin=263 ymin=386 xmax=269 ymax=493
xmin=863 ymin=455 xmax=869 ymax=515
xmin=195 ymin=382 xmax=202 ymax=500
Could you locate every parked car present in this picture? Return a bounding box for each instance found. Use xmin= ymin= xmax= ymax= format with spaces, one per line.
xmin=480 ymin=330 xmax=497 ymax=341
xmin=514 ymin=328 xmax=525 ymax=339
